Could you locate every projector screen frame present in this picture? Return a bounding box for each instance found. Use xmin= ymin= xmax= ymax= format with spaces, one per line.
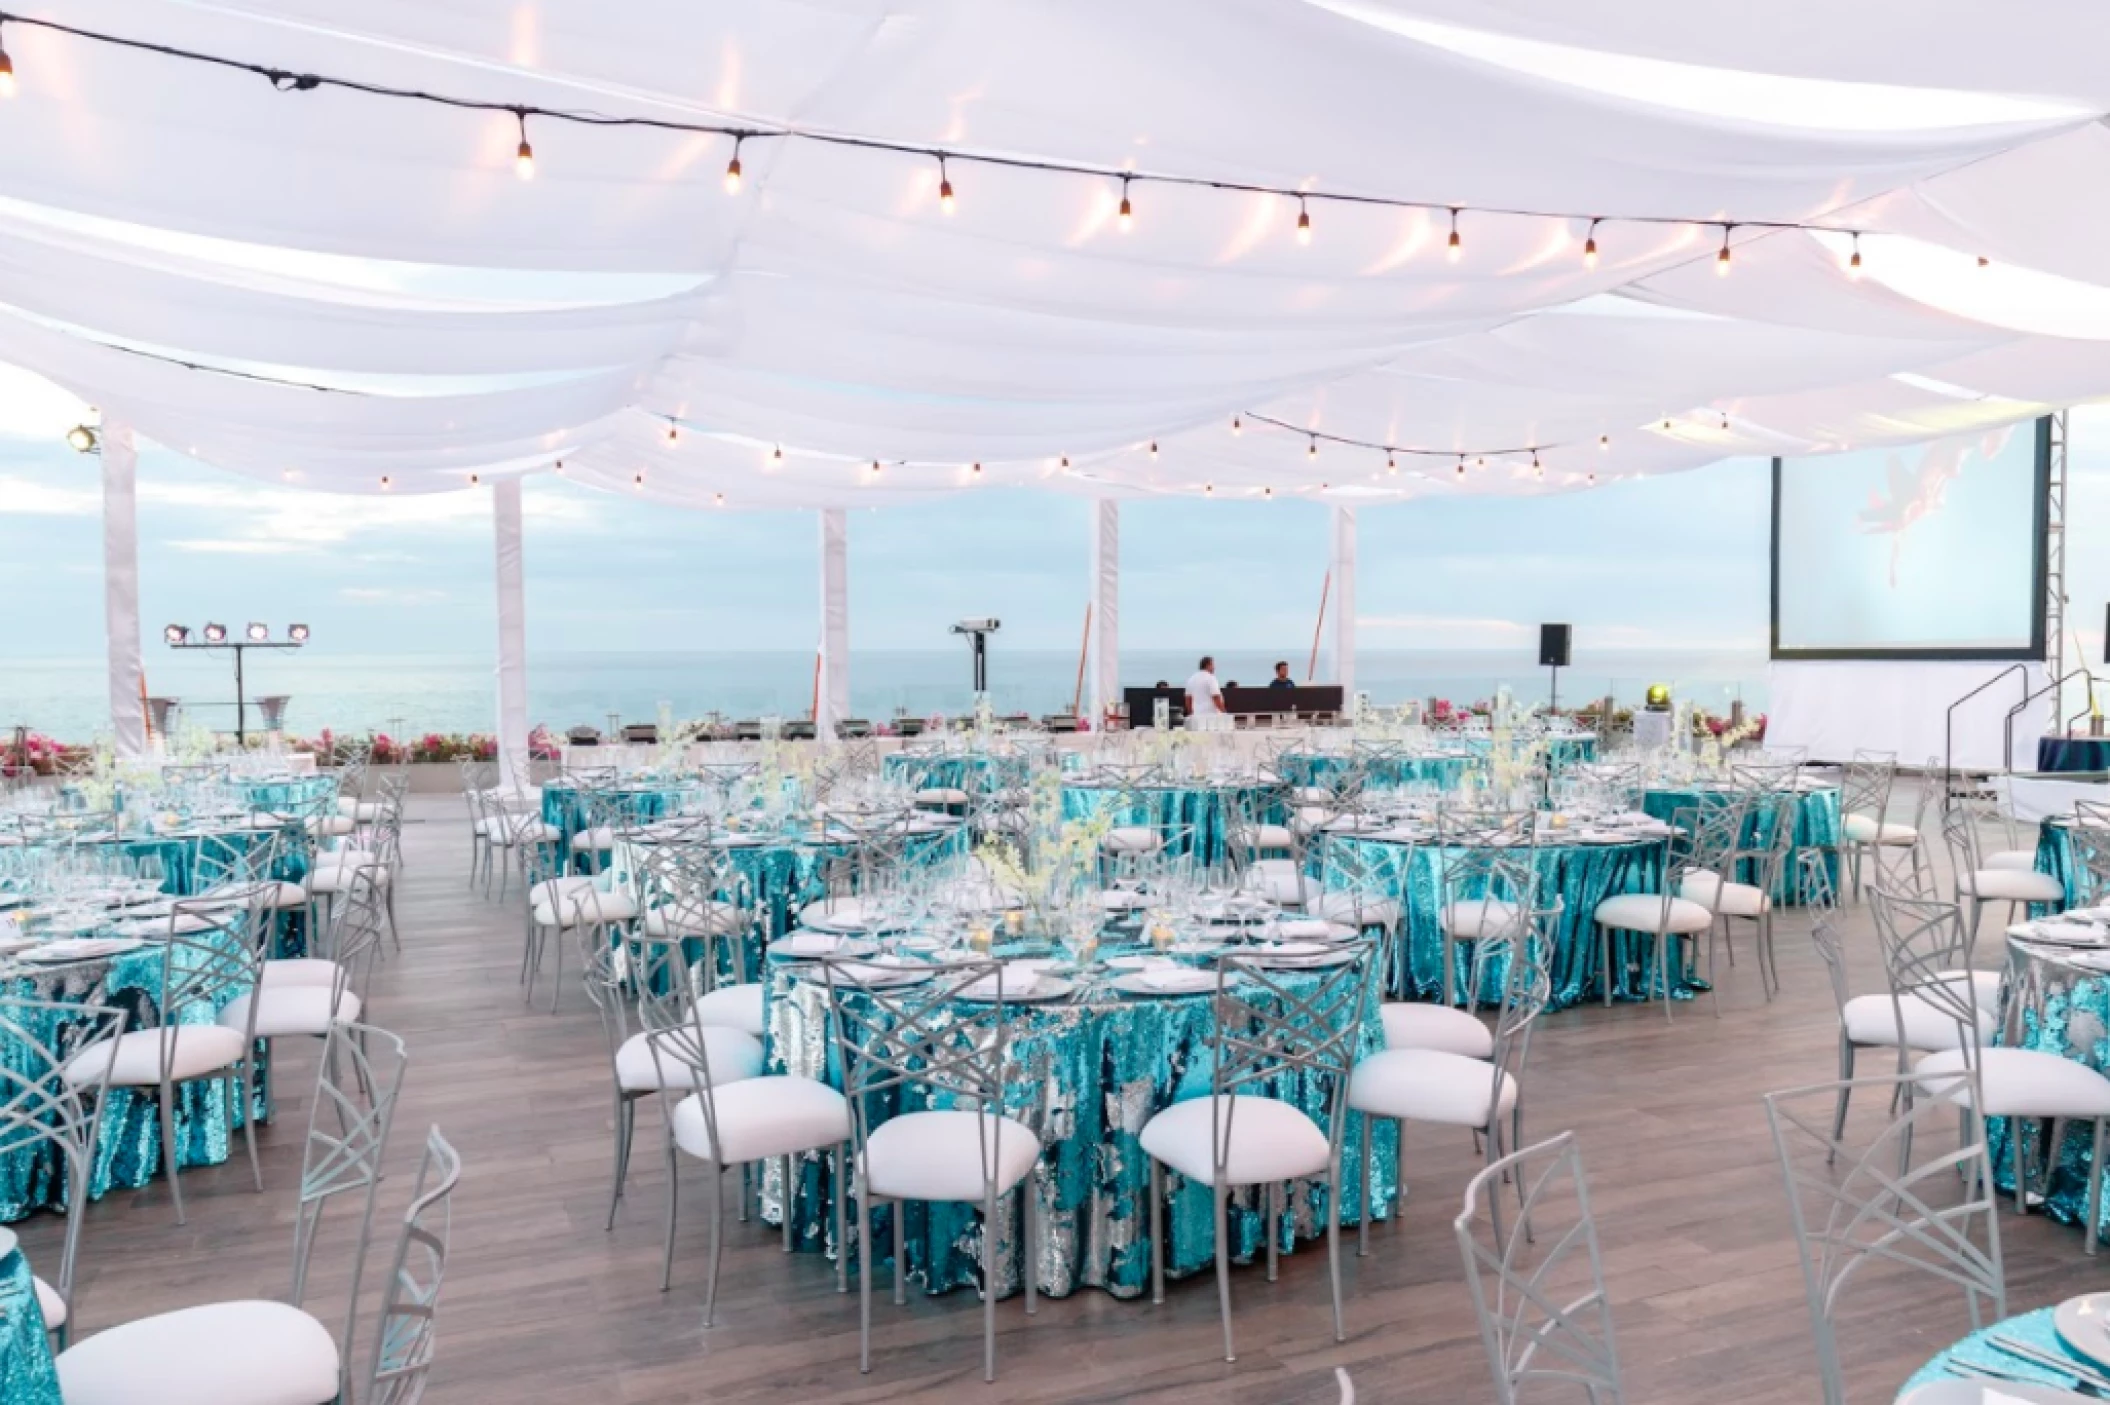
xmin=1768 ymin=415 xmax=2052 ymax=662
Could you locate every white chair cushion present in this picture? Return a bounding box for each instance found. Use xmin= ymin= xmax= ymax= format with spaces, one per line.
xmin=696 ymin=983 xmax=765 ymax=1038
xmin=615 ymin=1027 xmax=762 ymax=1093
xmin=1241 ymin=859 xmax=1306 ymax=907
xmin=1594 ymin=892 xmax=1714 ymax=935
xmin=1842 ymin=992 xmax=1996 ymax=1051
xmin=304 ymin=863 xmax=389 ymax=896
xmin=1958 ymin=869 xmax=2063 ymax=903
xmin=915 ymin=788 xmax=971 ymax=806
xmin=57 ymin=1299 xmax=340 ymax=1405
xmin=1311 ymin=891 xmax=1401 ymax=929
xmin=1137 ymin=1094 xmax=1331 ymax=1185
xmin=528 ymin=876 xmax=596 ymax=907
xmin=642 ymin=901 xmax=744 ymax=939
xmin=63 ymin=1026 xmax=250 ymax=1087
xmin=305 ymin=816 xmax=357 ymax=839
xmin=569 ymin=826 xmax=617 ymax=852
xmin=796 ymin=896 xmax=872 ymax=928
xmin=1101 ymin=826 xmax=1164 ymax=854
xmin=1242 ymin=824 xmax=1296 ymax=851
xmin=1679 ymin=871 xmax=1769 ymax=918
xmin=261 ymin=958 xmax=341 ymax=990
xmin=1917 ymin=1046 xmax=2110 ymax=1119
xmin=1380 ymin=1003 xmax=1495 ymax=1058
xmin=34 ymin=1274 xmax=64 ymax=1329
xmin=1348 ymin=1048 xmax=1517 ymax=1128
xmin=1292 ymin=787 xmax=1334 ymax=806
xmin=1842 ymin=813 xmax=1918 ymax=845
xmin=209 ymin=881 xmax=305 ymax=912
xmin=863 ymin=1108 xmax=1042 ymax=1202
xmin=219 ymin=987 xmax=361 ymax=1039
xmin=1438 ymin=898 xmax=1524 ymax=940
xmin=530 ymin=888 xmax=639 ymax=927
xmin=1985 ymin=849 xmax=2036 ymax=872
xmin=669 ymin=1076 xmax=850 ymax=1166
xmin=480 ymin=816 xmax=560 ymax=845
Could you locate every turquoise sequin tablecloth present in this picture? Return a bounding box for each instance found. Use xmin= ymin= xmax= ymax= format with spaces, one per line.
xmin=1273 ymin=752 xmax=1473 ymax=793
xmin=1901 ymin=1305 xmax=2097 ymax=1395
xmin=1983 ymin=938 xmax=2110 ymax=1242
xmin=761 ymin=958 xmax=1397 ymax=1300
xmin=0 ymin=1245 xmax=58 ymax=1405
xmin=542 ymin=781 xmax=696 ymax=846
xmin=1318 ymin=832 xmax=1674 ymax=1008
xmin=237 ymin=773 xmax=339 ymax=815
xmin=1061 ymin=781 xmax=1276 ymax=867
xmin=1640 ymin=783 xmax=1841 ymax=905
xmin=2039 ymin=819 xmax=2091 ymax=909
xmin=882 ymin=750 xmax=1073 ymax=795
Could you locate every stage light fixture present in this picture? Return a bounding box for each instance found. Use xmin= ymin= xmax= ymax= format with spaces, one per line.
xmin=163 ymin=624 xmax=188 ymax=644
xmin=202 ymin=623 xmax=228 ymax=644
xmin=287 ymin=623 xmax=310 ymax=643
xmin=66 ymin=424 xmax=97 ymax=453
xmin=246 ymin=622 xmax=270 ymax=642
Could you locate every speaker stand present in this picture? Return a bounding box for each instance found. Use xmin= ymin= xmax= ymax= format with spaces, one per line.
xmin=1548 ymin=663 xmax=1561 ymax=718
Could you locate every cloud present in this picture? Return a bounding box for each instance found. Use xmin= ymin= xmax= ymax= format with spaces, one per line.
xmin=166 ymin=538 xmax=305 ymax=554
xmin=0 ymin=475 xmax=98 ymax=515
xmin=339 ymin=586 xmax=453 ymax=604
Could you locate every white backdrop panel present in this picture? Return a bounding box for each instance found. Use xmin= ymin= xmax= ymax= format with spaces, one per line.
xmin=1766 ymin=659 xmax=2049 ymax=770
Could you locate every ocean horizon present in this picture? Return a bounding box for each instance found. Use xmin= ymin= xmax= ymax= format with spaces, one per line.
xmin=0 ymin=646 xmax=1770 ymax=741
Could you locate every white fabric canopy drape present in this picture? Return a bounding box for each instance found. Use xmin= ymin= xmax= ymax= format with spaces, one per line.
xmin=492 ymin=479 xmax=530 ymax=779
xmin=100 ymin=421 xmax=144 ymax=760
xmin=1089 ymin=500 xmax=1120 ymax=726
xmin=817 ymin=508 xmax=850 ymax=733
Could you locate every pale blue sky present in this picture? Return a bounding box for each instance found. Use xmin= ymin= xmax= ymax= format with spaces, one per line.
xmin=0 ymin=416 xmax=2103 ymax=665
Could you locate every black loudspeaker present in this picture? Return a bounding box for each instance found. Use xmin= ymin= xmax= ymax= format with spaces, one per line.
xmin=1539 ymin=623 xmax=1572 ymax=669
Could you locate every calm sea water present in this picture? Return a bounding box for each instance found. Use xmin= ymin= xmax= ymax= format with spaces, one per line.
xmin=0 ymin=648 xmax=1768 ymax=741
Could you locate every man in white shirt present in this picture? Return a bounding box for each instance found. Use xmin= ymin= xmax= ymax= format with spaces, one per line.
xmin=1183 ymin=656 xmax=1224 ymax=726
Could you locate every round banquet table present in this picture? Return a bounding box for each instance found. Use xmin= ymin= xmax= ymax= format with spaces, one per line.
xmin=1273 ymin=751 xmax=1473 ymax=793
xmin=0 ymin=1238 xmax=59 ymax=1404
xmin=2039 ymin=735 xmax=2110 ymax=775
xmin=617 ymin=816 xmax=967 ymax=946
xmin=1983 ymin=927 xmax=2110 ymax=1240
xmin=882 ymin=749 xmax=1071 ymax=795
xmin=1639 ymin=781 xmax=1842 ymax=906
xmin=0 ymin=914 xmax=272 ymax=1222
xmin=236 ymin=772 xmax=340 ymax=814
xmin=760 ymin=948 xmax=1399 ymax=1300
xmin=2037 ymin=818 xmax=2098 ymax=911
xmin=1060 ymin=778 xmax=1277 ymax=866
xmin=1315 ymin=825 xmax=1677 ymax=1008
xmin=1457 ymin=732 xmax=1598 ymax=772
xmin=541 ymin=778 xmax=699 ymax=847
xmin=1899 ymin=1305 xmax=2101 ymax=1397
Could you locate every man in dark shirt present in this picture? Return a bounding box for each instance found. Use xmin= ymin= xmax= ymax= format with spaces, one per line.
xmin=1267 ymin=661 xmax=1297 ymax=690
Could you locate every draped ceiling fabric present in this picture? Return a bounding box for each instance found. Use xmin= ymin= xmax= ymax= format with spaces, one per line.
xmin=6 ymin=1 xmax=2110 ymax=507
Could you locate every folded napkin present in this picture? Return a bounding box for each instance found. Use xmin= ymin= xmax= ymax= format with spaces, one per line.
xmin=1273 ymin=919 xmax=1333 ymax=940
xmin=961 ymin=961 xmax=1043 ymax=999
xmin=1139 ymin=967 xmax=1213 ymax=992
xmin=830 ymin=953 xmax=920 ymax=984
xmin=1254 ymin=940 xmax=1326 ymax=957
xmin=784 ymin=931 xmax=851 ymax=956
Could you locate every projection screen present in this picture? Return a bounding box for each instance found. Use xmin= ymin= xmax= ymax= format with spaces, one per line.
xmin=1771 ymin=418 xmax=2050 ymax=660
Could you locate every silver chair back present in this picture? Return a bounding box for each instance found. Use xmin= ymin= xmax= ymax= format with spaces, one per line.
xmin=361 ymin=1127 xmax=463 ymax=1405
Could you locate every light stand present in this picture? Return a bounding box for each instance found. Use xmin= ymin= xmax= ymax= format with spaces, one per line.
xmin=950 ymin=619 xmax=1000 ymax=697
xmin=163 ymin=623 xmax=308 ymax=746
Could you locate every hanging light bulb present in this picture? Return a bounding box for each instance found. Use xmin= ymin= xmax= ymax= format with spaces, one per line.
xmin=0 ymin=27 xmax=19 ymax=99
xmin=715 ymin=492 xmax=726 ymax=507
xmin=938 ymin=155 xmax=955 ymax=215
xmin=1296 ymin=196 xmax=1312 ymax=247
xmin=1447 ymin=208 xmax=1462 ymax=263
xmin=1582 ymin=218 xmax=1599 ymax=270
xmin=666 ymin=419 xmax=679 ymax=444
xmin=1599 ymin=434 xmax=1610 ymax=450
xmin=1847 ymin=232 xmax=1863 ymax=279
xmin=1117 ymin=176 xmax=1133 ymax=233
xmin=514 ymin=111 xmax=535 ymax=181
xmin=379 ymin=475 xmax=392 ymax=490
xmin=1060 ymin=455 xmax=1071 ymax=470
xmin=469 ymin=472 xmax=481 ymax=485
xmin=870 ymin=459 xmax=882 ymax=475
xmin=1204 ymin=482 xmax=1214 ymax=496
xmin=1475 ymin=456 xmax=1486 ymax=469
xmin=633 ymin=472 xmax=646 ymax=487
xmin=1455 ymin=456 xmax=1466 ymax=479
xmin=1263 ymin=485 xmax=1274 ymax=498
xmin=1978 ymin=255 xmax=1991 ymax=269
xmin=1148 ymin=441 xmax=1158 ymax=461
xmin=1307 ymin=435 xmax=1318 ymax=461
xmin=724 ymin=137 xmax=744 ymax=194
xmin=1720 ymin=411 xmax=1731 ymax=431
xmin=1587 ymin=470 xmax=1597 ymax=485
xmin=1386 ymin=453 xmax=1398 ymax=475
xmin=971 ymin=462 xmax=983 ymax=476
xmin=1231 ymin=416 xmax=1242 ymax=436
xmin=771 ymin=444 xmax=783 ymax=465
xmin=1716 ymin=225 xmax=1733 ymax=276
xmin=1532 ymin=451 xmax=1543 ymax=480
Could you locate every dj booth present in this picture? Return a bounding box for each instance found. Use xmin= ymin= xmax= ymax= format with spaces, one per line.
xmin=1122 ymin=684 xmax=1345 ymax=727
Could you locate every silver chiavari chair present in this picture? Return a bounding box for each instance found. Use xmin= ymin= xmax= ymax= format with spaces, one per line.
xmin=290 ymin=1021 xmax=409 ymax=1398
xmin=1453 ymin=1130 xmax=1624 ymax=1405
xmin=457 ymin=759 xmax=497 ymax=888
xmin=1225 ymin=780 xmax=1304 ymax=908
xmin=1433 ymin=808 xmax=1540 ymax=1010
xmin=59 ymin=895 xmax=271 ymax=1224
xmin=1939 ymin=804 xmax=2063 ymax=952
xmin=228 ymin=864 xmax=387 ymax=1071
xmin=360 ymin=1128 xmax=463 ymax=1405
xmin=1594 ymin=796 xmax=1747 ymax=1021
xmin=1690 ymin=788 xmax=1798 ymax=1002
xmin=827 ymin=956 xmax=1040 ymax=1380
xmin=0 ymin=997 xmax=127 ymax=1345
xmin=1836 ymin=749 xmax=1898 ymax=901
xmin=2069 ymin=799 xmax=2110 ymax=907
xmin=1138 ymin=940 xmax=1375 ymax=1363
xmin=631 ymin=841 xmax=761 ymax=1031
xmin=1764 ymin=1068 xmax=2002 ymax=1405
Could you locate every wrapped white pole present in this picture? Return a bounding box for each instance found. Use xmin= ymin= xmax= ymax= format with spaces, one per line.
xmin=1330 ymin=505 xmax=1357 ymax=702
xmin=493 ymin=479 xmax=531 ymax=784
xmin=100 ymin=420 xmax=146 ymax=759
xmin=818 ymin=508 xmax=850 ymax=736
xmin=1090 ymin=499 xmax=1120 ymax=725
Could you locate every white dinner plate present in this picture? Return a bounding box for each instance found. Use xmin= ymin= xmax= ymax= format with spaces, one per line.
xmin=0 ymin=1226 xmax=15 ymax=1262
xmin=774 ymin=933 xmax=880 ymax=960
xmin=955 ymin=975 xmax=1075 ymax=1004
xmin=2055 ymin=1293 xmax=2110 ymax=1372
xmin=1110 ymin=969 xmax=1221 ymax=997
xmin=1239 ymin=944 xmax=1362 ymax=970
xmin=1104 ymin=954 xmax=1183 ymax=972
xmin=1899 ymin=1380 xmax=2092 ymax=1404
xmin=19 ymin=937 xmax=145 ymax=964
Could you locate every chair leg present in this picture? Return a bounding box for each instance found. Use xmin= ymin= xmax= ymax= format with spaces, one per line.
xmin=1022 ymin=1181 xmax=1038 ymax=1317
xmin=1149 ymin=1158 xmax=1166 ymax=1305
xmin=1213 ymin=1178 xmax=1236 ymax=1364
xmin=235 ymin=1064 xmax=261 ymax=1192
xmin=704 ymin=1163 xmax=726 ymax=1327
xmin=982 ymin=1186 xmax=998 ymax=1383
xmin=606 ymin=1095 xmax=633 ymax=1231
xmin=660 ymin=1137 xmax=680 ymax=1292
xmin=1600 ymin=927 xmax=1614 ymax=1007
xmin=892 ymin=1198 xmax=906 ymax=1306
xmin=834 ymin=1144 xmax=849 ymax=1294
xmin=2089 ymin=1120 xmax=2106 ymax=1257
xmin=1441 ymin=933 xmax=1454 ymax=1009
xmin=1659 ymin=935 xmax=1675 ymax=1025
xmin=782 ymin=1155 xmax=794 ymax=1253
xmin=1830 ymin=1037 xmax=1855 ymax=1165
xmin=1326 ymin=1154 xmax=1346 ymax=1343
xmin=858 ymin=1180 xmax=874 ymax=1375
xmin=157 ymin=1079 xmax=185 ymax=1226
xmin=2012 ymin=1117 xmax=2030 ymax=1216
xmin=1357 ymin=1111 xmax=1373 ymax=1258
xmin=1706 ymin=919 xmax=1721 ymax=1018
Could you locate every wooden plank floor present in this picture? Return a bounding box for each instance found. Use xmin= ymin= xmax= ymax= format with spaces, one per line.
xmin=20 ymin=792 xmax=2103 ymax=1403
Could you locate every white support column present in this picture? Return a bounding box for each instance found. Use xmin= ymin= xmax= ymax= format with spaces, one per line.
xmin=1089 ymin=499 xmax=1120 ymax=724
xmin=1330 ymin=505 xmax=1357 ymax=702
xmin=817 ymin=508 xmax=850 ymax=735
xmin=493 ymin=479 xmax=531 ymax=783
xmin=101 ymin=421 xmax=146 ymax=759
